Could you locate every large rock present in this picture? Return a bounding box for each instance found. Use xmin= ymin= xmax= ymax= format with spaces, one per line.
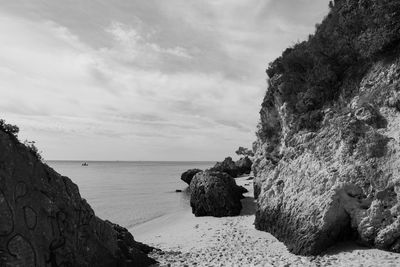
xmin=209 ymin=157 xmax=240 ymax=178
xmin=235 ymin=156 xmax=252 ymax=175
xmin=0 ymin=129 xmax=156 ymax=266
xmin=208 ymin=157 xmax=253 ymax=178
xmin=181 ymin=168 xmax=202 ymax=185
xmin=190 ymin=171 xmax=243 ymax=217
xmin=253 ymin=2 xmax=400 ymax=255
xmin=254 ymin=55 xmax=400 ymax=255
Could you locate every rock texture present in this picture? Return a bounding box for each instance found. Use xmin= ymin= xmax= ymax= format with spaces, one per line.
xmin=190 ymin=171 xmax=243 ymax=217
xmin=253 ymin=1 xmax=400 ymax=256
xmin=181 ymin=168 xmax=202 ymax=185
xmin=209 ymin=156 xmax=252 ymax=178
xmin=0 ymin=130 xmax=156 ymax=266
xmin=209 ymin=157 xmax=240 ymax=178
xmin=235 ymin=156 xmax=253 ymax=175
xmin=254 ymin=49 xmax=400 ymax=255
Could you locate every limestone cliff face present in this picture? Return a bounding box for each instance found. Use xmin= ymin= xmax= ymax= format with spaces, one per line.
xmin=0 ymin=130 xmax=156 ymax=266
xmin=254 ymin=0 xmax=400 ymax=256
xmin=254 ymin=51 xmax=400 ymax=255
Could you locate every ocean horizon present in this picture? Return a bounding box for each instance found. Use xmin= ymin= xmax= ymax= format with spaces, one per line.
xmin=46 ymin=160 xmax=216 ymax=229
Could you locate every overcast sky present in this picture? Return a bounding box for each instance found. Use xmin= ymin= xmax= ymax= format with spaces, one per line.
xmin=0 ymin=0 xmax=329 ymax=161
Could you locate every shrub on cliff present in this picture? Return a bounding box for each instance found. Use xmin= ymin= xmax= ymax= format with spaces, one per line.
xmin=0 ymin=119 xmax=19 ymax=138
xmin=265 ymin=0 xmax=400 ymax=131
xmin=23 ymin=140 xmax=43 ymax=161
xmin=0 ymin=119 xmax=43 ymax=161
xmin=235 ymin=146 xmax=254 ymax=157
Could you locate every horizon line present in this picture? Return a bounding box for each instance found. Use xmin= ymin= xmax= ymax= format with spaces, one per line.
xmin=45 ymin=159 xmax=219 ymax=162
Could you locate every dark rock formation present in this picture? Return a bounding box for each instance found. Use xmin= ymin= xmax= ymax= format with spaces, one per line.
xmin=181 ymin=168 xmax=202 ymax=185
xmin=0 ymin=129 xmax=156 ymax=266
xmin=253 ymin=0 xmax=400 ymax=256
xmin=235 ymin=156 xmax=252 ymax=175
xmin=190 ymin=171 xmax=243 ymax=217
xmin=209 ymin=157 xmax=240 ymax=178
xmin=236 ymin=185 xmax=249 ymax=197
xmin=112 ymin=223 xmax=156 ymax=266
xmin=206 ymin=157 xmax=252 ymax=179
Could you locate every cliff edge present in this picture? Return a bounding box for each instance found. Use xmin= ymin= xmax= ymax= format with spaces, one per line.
xmin=0 ymin=125 xmax=156 ymax=266
xmin=254 ymin=0 xmax=400 ymax=255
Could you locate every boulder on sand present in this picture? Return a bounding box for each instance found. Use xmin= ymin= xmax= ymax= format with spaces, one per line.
xmin=209 ymin=157 xmax=253 ymax=178
xmin=181 ymin=168 xmax=203 ymax=185
xmin=0 ymin=126 xmax=156 ymax=266
xmin=209 ymin=157 xmax=240 ymax=177
xmin=190 ymin=171 xmax=244 ymax=217
xmin=235 ymin=156 xmax=252 ymax=175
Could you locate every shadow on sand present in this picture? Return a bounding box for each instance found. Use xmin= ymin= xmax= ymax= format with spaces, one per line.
xmin=321 ymin=241 xmax=371 ymax=256
xmin=240 ymin=196 xmax=256 ymax=216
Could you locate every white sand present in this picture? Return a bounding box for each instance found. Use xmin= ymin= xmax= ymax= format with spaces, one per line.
xmin=131 ymin=177 xmax=400 ymax=266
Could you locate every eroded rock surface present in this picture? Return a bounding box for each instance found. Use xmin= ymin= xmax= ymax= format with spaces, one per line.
xmin=0 ymin=130 xmax=156 ymax=266
xmin=252 ymin=0 xmax=400 ymax=255
xmin=209 ymin=156 xmax=252 ymax=178
xmin=190 ymin=171 xmax=243 ymax=217
xmin=209 ymin=157 xmax=240 ymax=177
xmin=254 ymin=55 xmax=400 ymax=255
xmin=235 ymin=156 xmax=253 ymax=176
xmin=181 ymin=168 xmax=202 ymax=185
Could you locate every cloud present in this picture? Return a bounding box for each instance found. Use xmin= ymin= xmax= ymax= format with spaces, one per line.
xmin=0 ymin=1 xmax=330 ymax=160
xmin=105 ymin=21 xmax=192 ymax=67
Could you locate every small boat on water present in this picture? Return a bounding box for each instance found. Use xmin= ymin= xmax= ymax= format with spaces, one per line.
xmin=81 ymin=162 xmax=88 ymax=166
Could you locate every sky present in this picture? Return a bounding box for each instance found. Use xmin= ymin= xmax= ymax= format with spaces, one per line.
xmin=0 ymin=0 xmax=330 ymax=161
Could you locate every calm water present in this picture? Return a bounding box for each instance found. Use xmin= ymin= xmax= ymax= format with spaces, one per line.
xmin=46 ymin=161 xmax=214 ymax=228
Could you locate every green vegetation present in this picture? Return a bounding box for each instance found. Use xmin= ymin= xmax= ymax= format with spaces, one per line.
xmin=0 ymin=119 xmax=43 ymax=161
xmin=235 ymin=146 xmax=254 ymax=157
xmin=23 ymin=140 xmax=43 ymax=161
xmin=266 ymin=0 xmax=400 ymax=131
xmin=0 ymin=119 xmax=19 ymax=137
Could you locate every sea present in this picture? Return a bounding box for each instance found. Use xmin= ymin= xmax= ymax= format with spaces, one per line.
xmin=46 ymin=161 xmax=215 ymax=229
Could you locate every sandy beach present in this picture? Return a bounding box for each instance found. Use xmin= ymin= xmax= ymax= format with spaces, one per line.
xmin=131 ymin=177 xmax=400 ymax=266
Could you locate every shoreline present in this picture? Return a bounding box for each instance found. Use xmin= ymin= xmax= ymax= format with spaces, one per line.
xmin=130 ymin=176 xmax=254 ymax=241
xmin=130 ymin=177 xmax=400 ymax=266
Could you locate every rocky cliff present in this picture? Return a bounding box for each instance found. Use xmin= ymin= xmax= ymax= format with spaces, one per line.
xmin=0 ymin=128 xmax=156 ymax=266
xmin=254 ymin=0 xmax=400 ymax=255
